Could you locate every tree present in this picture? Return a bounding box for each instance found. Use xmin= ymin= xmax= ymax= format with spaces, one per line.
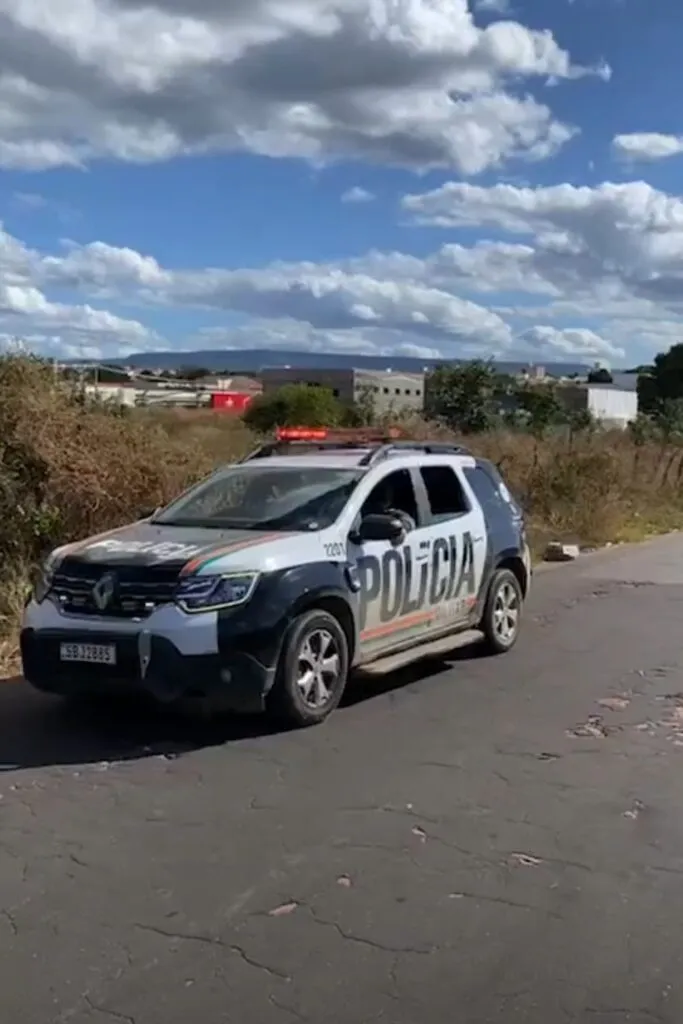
xmin=638 ymin=343 xmax=683 ymax=415
xmin=652 ymin=398 xmax=683 ymax=440
xmin=587 ymin=367 xmax=613 ymax=384
xmin=567 ymin=407 xmax=595 ymax=433
xmin=350 ymin=384 xmax=378 ymax=426
xmin=425 ymin=361 xmax=509 ymax=433
xmin=243 ymin=384 xmax=344 ymax=432
xmin=513 ymin=382 xmax=568 ymax=436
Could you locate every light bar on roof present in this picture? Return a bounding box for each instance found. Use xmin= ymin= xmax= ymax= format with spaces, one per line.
xmin=275 ymin=425 xmax=406 ymax=443
xmin=275 ymin=427 xmax=328 ymax=441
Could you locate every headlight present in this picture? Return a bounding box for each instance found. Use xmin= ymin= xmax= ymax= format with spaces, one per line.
xmin=175 ymin=573 xmax=259 ymax=614
xmin=33 ymin=554 xmax=60 ymax=603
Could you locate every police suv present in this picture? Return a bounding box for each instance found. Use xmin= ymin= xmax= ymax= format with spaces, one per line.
xmin=21 ymin=428 xmax=531 ymax=728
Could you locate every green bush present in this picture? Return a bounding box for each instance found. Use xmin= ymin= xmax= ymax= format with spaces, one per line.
xmin=243 ymin=383 xmax=345 ymax=432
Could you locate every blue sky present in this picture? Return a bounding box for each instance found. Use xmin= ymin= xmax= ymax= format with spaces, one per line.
xmin=0 ymin=0 xmax=680 ymax=367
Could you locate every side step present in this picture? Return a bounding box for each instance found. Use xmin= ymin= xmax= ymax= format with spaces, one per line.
xmin=357 ymin=629 xmax=483 ymax=677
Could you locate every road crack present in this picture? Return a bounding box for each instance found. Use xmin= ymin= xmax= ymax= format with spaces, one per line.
xmin=268 ymin=995 xmax=308 ymax=1021
xmin=304 ymin=907 xmax=432 ymax=956
xmin=134 ymin=923 xmax=290 ymax=979
xmin=449 ymin=891 xmax=563 ymax=919
xmin=84 ymin=995 xmax=136 ymax=1024
xmin=1 ymin=908 xmax=18 ymax=935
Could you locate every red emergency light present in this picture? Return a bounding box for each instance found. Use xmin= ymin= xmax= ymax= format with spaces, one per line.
xmin=276 ymin=427 xmax=328 ymax=441
xmin=275 ymin=426 xmax=406 ymax=443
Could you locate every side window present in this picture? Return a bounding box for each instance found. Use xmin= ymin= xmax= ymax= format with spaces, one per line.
xmin=463 ymin=466 xmax=507 ymax=515
xmin=361 ymin=469 xmax=419 ymax=525
xmin=420 ymin=465 xmax=469 ymax=523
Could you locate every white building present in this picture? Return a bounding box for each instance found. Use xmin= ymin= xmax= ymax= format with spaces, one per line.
xmin=560 ymin=381 xmax=638 ymax=429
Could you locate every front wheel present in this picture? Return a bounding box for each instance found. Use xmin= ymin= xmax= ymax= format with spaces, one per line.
xmin=267 ymin=609 xmax=349 ymax=727
xmin=480 ymin=569 xmax=523 ymax=654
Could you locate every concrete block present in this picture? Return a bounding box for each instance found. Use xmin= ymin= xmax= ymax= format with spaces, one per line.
xmin=544 ymin=542 xmax=580 ymax=563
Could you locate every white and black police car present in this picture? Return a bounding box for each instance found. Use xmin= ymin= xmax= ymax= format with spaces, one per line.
xmin=21 ymin=428 xmax=531 ymax=728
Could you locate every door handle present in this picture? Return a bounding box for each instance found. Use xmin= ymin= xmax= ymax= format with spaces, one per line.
xmin=473 ymin=535 xmax=485 ymax=544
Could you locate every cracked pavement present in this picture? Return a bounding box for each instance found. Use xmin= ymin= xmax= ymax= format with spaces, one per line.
xmin=3 ymin=534 xmax=683 ymax=1022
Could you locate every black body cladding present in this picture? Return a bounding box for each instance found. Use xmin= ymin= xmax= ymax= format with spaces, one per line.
xmin=465 ymin=459 xmax=527 ymax=608
xmin=217 ymin=561 xmax=359 ymax=669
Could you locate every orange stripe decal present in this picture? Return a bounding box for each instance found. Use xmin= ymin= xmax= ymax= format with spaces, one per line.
xmin=361 ymin=611 xmax=435 ymax=641
xmin=181 ymin=533 xmax=287 ymax=575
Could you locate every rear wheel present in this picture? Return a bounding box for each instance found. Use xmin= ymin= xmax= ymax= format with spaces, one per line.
xmin=480 ymin=568 xmax=523 ymax=654
xmin=268 ymin=609 xmax=349 ymax=727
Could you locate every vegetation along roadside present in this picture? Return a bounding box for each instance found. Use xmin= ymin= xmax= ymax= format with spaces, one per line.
xmin=2 ymin=352 xmax=683 ymax=676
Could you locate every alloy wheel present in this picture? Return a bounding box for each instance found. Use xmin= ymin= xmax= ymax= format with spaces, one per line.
xmin=296 ymin=629 xmax=341 ymax=709
xmin=493 ymin=581 xmax=520 ymax=644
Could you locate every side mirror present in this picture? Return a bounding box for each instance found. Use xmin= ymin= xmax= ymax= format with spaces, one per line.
xmin=358 ymin=513 xmax=405 ymax=544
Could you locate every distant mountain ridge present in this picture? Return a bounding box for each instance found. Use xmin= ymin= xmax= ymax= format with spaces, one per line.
xmin=102 ymin=348 xmax=592 ymax=377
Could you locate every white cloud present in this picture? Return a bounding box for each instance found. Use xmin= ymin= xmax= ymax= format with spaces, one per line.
xmin=401 ymin=179 xmax=683 ymax=310
xmin=0 ymin=281 xmax=154 ymax=341
xmin=517 ymin=325 xmax=624 ymax=361
xmin=42 ymin=241 xmax=168 ymax=294
xmin=0 ymin=0 xmax=608 ymax=175
xmin=0 ymin=239 xmax=159 ymax=358
xmin=474 ymin=0 xmax=512 ymax=13
xmin=0 ymin=217 xmax=627 ymax=364
xmin=160 ymin=265 xmax=516 ymax=347
xmin=7 ymin=168 xmax=683 ymax=366
xmin=612 ymin=133 xmax=683 ymax=163
xmin=341 ymin=186 xmax=375 ymax=203
xmin=37 ymin=234 xmax=514 ymax=347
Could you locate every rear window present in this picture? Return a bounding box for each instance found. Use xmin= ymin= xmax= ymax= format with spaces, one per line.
xmin=420 ymin=465 xmax=470 ymax=522
xmin=464 ymin=463 xmax=522 ymax=517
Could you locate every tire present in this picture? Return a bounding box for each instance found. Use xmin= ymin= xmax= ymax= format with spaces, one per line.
xmin=268 ymin=609 xmax=349 ymax=727
xmin=480 ymin=568 xmax=523 ymax=654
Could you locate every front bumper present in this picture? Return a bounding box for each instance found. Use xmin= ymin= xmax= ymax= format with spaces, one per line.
xmin=20 ymin=599 xmax=277 ymax=714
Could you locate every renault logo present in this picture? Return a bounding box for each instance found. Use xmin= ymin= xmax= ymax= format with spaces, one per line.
xmin=92 ymin=572 xmax=116 ymax=611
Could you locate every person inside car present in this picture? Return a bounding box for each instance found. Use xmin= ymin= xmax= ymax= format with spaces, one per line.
xmin=363 ymin=478 xmax=416 ymax=533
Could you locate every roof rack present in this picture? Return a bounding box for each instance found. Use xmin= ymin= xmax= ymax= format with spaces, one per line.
xmin=359 ymin=440 xmax=472 ymax=467
xmin=240 ymin=426 xmax=471 ymax=464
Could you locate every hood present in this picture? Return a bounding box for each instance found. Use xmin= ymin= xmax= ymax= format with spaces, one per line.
xmin=55 ymin=521 xmax=294 ymax=574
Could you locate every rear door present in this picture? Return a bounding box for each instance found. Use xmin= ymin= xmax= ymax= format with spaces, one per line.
xmin=463 ymin=461 xmax=530 ymax=584
xmin=413 ymin=462 xmax=488 ymax=634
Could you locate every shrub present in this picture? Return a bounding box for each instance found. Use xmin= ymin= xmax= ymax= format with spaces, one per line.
xmin=0 ymin=354 xmax=212 ymax=569
xmin=243 ymin=383 xmax=345 ymax=432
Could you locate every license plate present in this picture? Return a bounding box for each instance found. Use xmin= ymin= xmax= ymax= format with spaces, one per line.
xmin=59 ymin=643 xmax=116 ymax=665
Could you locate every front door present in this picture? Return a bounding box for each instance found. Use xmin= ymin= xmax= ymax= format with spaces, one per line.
xmin=350 ymin=467 xmax=434 ymax=659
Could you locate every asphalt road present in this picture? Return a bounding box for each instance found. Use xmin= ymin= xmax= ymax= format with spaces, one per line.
xmin=3 ymin=536 xmax=683 ymax=1024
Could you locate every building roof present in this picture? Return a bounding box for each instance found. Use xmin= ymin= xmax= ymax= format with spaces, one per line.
xmin=585 ymin=377 xmax=638 ymax=393
xmin=607 ymin=372 xmax=639 ymax=392
xmin=565 ymin=373 xmax=639 ymax=393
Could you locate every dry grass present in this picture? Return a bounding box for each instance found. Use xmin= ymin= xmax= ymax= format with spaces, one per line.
xmin=2 ymin=356 xmax=682 ymax=675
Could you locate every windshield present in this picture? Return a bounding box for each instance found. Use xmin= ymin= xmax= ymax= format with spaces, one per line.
xmin=152 ymin=465 xmax=363 ymax=531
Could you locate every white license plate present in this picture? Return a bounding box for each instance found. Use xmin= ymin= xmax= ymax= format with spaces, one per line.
xmin=59 ymin=643 xmax=116 ymax=665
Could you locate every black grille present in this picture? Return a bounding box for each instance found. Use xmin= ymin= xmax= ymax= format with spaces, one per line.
xmin=50 ymin=560 xmax=180 ymax=619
